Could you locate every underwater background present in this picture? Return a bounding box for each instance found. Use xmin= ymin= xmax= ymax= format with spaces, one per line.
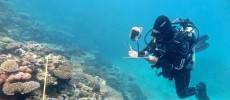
xmin=1 ymin=0 xmax=230 ymax=100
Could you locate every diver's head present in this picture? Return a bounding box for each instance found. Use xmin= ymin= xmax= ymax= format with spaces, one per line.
xmin=151 ymin=15 xmax=174 ymax=41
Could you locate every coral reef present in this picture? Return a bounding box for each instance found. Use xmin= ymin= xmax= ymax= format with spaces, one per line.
xmin=71 ymin=50 xmax=147 ymax=100
xmin=0 ymin=60 xmax=19 ymax=73
xmin=67 ymin=48 xmax=147 ymax=100
xmin=0 ymin=41 xmax=73 ymax=99
xmin=53 ymin=67 xmax=71 ymax=79
xmin=3 ymin=81 xmax=40 ymax=95
xmin=70 ymin=72 xmax=123 ymax=100
xmin=0 ymin=1 xmax=146 ymax=100
xmin=36 ymin=71 xmax=57 ymax=86
xmin=0 ymin=41 xmax=127 ymax=100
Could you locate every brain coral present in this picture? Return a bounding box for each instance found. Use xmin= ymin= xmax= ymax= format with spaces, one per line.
xmin=2 ymin=81 xmax=40 ymax=95
xmin=0 ymin=60 xmax=19 ymax=72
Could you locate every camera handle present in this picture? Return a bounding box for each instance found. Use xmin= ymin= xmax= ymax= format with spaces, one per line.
xmin=136 ymin=41 xmax=140 ymax=53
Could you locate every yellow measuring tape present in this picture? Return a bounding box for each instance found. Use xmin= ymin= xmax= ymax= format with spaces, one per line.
xmin=42 ymin=56 xmax=49 ymax=100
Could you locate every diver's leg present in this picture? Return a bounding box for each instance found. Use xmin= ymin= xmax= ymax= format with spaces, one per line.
xmin=174 ymin=70 xmax=197 ymax=98
xmin=195 ymin=82 xmax=210 ymax=100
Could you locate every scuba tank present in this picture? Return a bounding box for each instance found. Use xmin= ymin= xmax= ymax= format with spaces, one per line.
xmin=171 ymin=18 xmax=198 ymax=50
xmin=171 ymin=18 xmax=199 ymax=70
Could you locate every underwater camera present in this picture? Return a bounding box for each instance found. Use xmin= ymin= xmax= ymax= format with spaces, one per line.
xmin=129 ymin=26 xmax=142 ymax=41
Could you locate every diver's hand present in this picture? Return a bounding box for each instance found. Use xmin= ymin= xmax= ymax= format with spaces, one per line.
xmin=145 ymin=56 xmax=158 ymax=64
xmin=129 ymin=50 xmax=138 ymax=58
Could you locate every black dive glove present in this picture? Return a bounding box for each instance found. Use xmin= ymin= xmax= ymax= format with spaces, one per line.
xmin=138 ymin=51 xmax=146 ymax=57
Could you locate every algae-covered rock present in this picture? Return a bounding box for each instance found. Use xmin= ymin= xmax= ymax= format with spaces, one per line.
xmin=0 ymin=36 xmax=14 ymax=43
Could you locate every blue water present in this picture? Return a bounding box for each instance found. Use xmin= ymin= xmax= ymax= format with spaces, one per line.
xmin=10 ymin=0 xmax=230 ymax=99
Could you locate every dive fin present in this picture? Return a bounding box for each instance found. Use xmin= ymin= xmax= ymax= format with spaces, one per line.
xmin=195 ymin=34 xmax=209 ymax=52
xmin=197 ymin=34 xmax=209 ymax=42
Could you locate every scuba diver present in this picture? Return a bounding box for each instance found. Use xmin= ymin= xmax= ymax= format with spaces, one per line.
xmin=128 ymin=15 xmax=209 ymax=100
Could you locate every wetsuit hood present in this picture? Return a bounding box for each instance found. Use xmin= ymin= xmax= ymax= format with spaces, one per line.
xmin=152 ymin=15 xmax=174 ymax=41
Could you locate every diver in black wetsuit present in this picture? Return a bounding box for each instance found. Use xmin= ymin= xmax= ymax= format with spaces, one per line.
xmin=129 ymin=15 xmax=209 ymax=100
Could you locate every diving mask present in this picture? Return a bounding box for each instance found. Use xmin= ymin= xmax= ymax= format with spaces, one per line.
xmin=151 ymin=29 xmax=164 ymax=43
xmin=151 ymin=29 xmax=160 ymax=37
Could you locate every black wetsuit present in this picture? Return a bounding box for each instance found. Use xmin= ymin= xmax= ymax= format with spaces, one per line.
xmin=139 ymin=31 xmax=198 ymax=98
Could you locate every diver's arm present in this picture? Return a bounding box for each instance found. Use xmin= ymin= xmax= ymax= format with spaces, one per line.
xmin=154 ymin=42 xmax=191 ymax=70
xmin=129 ymin=50 xmax=138 ymax=58
xmin=145 ymin=56 xmax=158 ymax=64
xmin=154 ymin=59 xmax=174 ymax=70
xmin=129 ymin=39 xmax=156 ymax=58
xmin=142 ymin=53 xmax=174 ymax=70
xmin=138 ymin=39 xmax=155 ymax=57
xmin=151 ymin=51 xmax=175 ymax=70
